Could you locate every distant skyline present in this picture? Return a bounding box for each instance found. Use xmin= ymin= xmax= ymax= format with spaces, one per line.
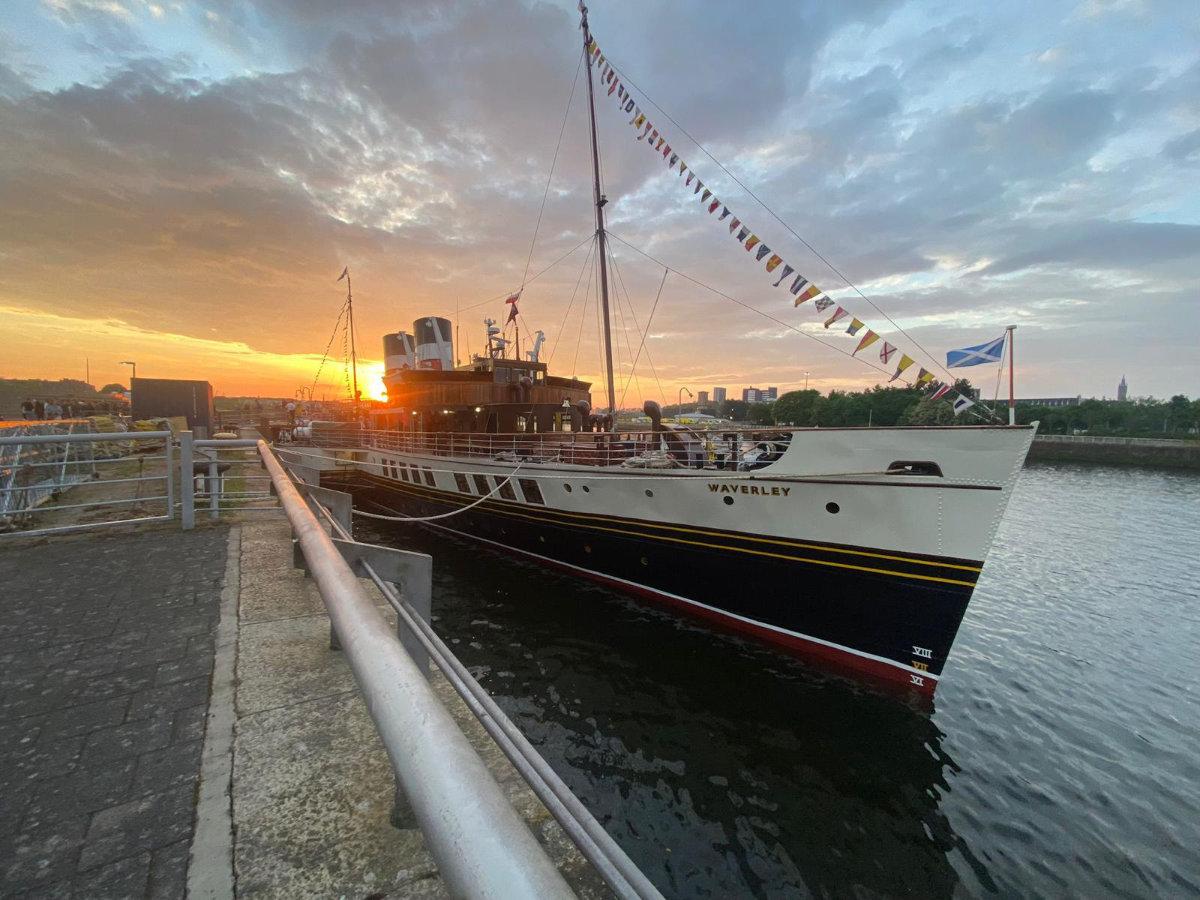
xmin=1 ymin=0 xmax=1198 ymax=402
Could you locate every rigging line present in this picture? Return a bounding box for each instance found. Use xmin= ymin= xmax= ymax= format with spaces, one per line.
xmin=310 ymin=299 xmax=349 ymax=400
xmin=618 ymin=267 xmax=669 ymax=409
xmin=547 ymin=235 xmax=597 ymax=366
xmin=452 ymin=233 xmax=596 ymax=317
xmin=606 ymin=243 xmax=642 ymax=406
xmin=607 ymin=234 xmax=1004 ymax=420
xmin=520 ymin=53 xmax=583 ymax=291
xmin=607 ymin=242 xmax=667 ymax=406
xmin=605 ymin=56 xmax=953 ymax=381
xmin=606 ymin=230 xmax=908 ymax=384
xmin=606 ymin=241 xmax=646 ymax=405
xmin=571 ymin=244 xmax=596 ymax=378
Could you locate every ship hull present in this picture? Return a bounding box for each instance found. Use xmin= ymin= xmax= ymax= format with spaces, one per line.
xmin=294 ymin=424 xmax=1035 ymax=697
xmin=337 ymin=471 xmax=981 ymax=696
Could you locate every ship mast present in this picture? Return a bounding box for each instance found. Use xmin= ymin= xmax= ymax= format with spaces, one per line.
xmin=579 ymin=2 xmax=617 ymax=420
xmin=345 ymin=268 xmax=359 ymax=415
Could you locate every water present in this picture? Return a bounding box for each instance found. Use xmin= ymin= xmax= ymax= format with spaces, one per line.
xmin=358 ymin=463 xmax=1200 ymax=897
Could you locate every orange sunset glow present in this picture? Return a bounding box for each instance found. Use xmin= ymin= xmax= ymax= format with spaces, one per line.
xmin=1 ymin=0 xmax=1196 ymax=402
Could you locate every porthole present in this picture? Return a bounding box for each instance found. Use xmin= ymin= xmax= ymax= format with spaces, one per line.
xmin=645 ymin=489 xmax=654 ymax=498
xmin=826 ymin=501 xmax=840 ymax=514
xmin=564 ymin=484 xmax=573 ymax=492
xmin=640 ymin=556 xmax=648 ymax=566
xmin=582 ymin=485 xmax=590 ymax=493
xmin=584 ymin=545 xmax=592 ymax=554
xmin=538 ymin=535 xmax=546 ymax=543
xmin=723 ymin=496 xmax=734 ymax=506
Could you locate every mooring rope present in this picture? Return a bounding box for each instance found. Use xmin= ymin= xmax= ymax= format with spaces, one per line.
xmin=349 ymin=461 xmax=525 ymax=522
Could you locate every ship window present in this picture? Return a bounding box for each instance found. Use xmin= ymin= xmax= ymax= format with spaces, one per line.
xmin=519 ymin=478 xmax=544 ymax=504
xmin=496 ymin=477 xmax=517 ymax=501
xmin=398 ymin=465 xmax=409 ymax=482
xmin=887 ymin=460 xmax=943 ymax=477
xmin=826 ymin=502 xmax=840 ymax=514
xmin=423 ymin=468 xmax=436 ymax=487
xmin=454 ymin=472 xmax=470 ymax=493
xmin=473 ymin=474 xmax=489 ymax=494
xmin=517 ymin=415 xmax=528 ymax=432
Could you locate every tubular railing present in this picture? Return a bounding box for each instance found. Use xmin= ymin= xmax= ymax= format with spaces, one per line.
xmin=179 ymin=432 xmax=278 ymax=528
xmin=0 ymin=427 xmax=664 ymax=896
xmin=286 ymin=456 xmax=664 ymax=900
xmin=259 ymin=440 xmax=577 ymax=900
xmin=299 ymin=426 xmax=794 ymax=470
xmin=0 ymin=430 xmax=174 ymax=538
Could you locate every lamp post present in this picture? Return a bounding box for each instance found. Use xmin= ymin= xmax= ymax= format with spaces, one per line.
xmin=678 ymin=386 xmax=693 ymax=417
xmin=804 ymin=371 xmax=810 ymax=390
xmin=120 ymin=360 xmax=137 ymax=382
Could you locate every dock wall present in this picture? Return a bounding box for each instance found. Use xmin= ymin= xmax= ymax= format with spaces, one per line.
xmin=1027 ymin=435 xmax=1200 ymax=470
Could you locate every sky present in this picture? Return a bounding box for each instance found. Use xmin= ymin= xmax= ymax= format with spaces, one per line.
xmin=0 ymin=0 xmax=1197 ymax=403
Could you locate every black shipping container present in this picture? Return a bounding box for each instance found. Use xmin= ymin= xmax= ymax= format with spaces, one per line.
xmin=130 ymin=378 xmax=215 ymax=433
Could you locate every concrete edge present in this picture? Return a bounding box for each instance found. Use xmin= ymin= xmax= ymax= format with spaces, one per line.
xmin=187 ymin=525 xmax=241 ymax=900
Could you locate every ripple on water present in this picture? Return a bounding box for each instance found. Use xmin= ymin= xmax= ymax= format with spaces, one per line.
xmin=357 ymin=462 xmax=1200 ymax=897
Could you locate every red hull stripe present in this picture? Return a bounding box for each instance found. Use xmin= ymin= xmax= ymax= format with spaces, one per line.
xmin=411 ymin=514 xmax=941 ymax=697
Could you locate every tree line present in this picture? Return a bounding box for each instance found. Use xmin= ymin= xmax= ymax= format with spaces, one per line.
xmin=664 ymin=384 xmax=1200 ymax=437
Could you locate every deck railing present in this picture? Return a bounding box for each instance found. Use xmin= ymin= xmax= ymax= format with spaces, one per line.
xmin=296 ymin=425 xmax=794 ymax=470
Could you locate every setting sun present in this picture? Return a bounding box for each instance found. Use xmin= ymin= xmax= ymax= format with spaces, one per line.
xmin=363 ymin=361 xmax=389 ymax=403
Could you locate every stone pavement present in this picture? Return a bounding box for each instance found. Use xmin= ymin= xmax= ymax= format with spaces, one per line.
xmin=230 ymin=519 xmax=605 ymax=898
xmin=0 ymin=526 xmax=228 ymax=898
xmin=1 ymin=515 xmax=610 ymax=898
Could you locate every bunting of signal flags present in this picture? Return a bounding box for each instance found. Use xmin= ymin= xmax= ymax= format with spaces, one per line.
xmin=586 ymin=34 xmax=977 ymax=414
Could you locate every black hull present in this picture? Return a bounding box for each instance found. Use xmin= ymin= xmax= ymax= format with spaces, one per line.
xmin=334 ymin=473 xmax=982 ymax=694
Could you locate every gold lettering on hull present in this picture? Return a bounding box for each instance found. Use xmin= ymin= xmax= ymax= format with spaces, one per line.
xmin=708 ymin=483 xmax=791 ymax=497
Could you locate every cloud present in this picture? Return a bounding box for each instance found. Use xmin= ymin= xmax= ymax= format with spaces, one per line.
xmin=981 ymin=221 xmax=1200 ymax=275
xmin=0 ymin=0 xmax=1197 ymax=400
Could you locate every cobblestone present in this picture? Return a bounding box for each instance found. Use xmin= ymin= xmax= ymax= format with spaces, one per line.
xmin=0 ymin=526 xmax=228 ymax=898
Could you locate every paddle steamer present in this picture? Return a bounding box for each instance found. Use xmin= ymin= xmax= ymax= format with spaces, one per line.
xmin=292 ymin=5 xmax=1035 ymax=696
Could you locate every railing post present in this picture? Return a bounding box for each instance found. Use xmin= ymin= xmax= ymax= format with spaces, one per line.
xmin=180 ymin=430 xmax=195 ymax=530
xmin=209 ymin=457 xmax=220 ymax=520
xmin=165 ymin=433 xmax=175 ymax=520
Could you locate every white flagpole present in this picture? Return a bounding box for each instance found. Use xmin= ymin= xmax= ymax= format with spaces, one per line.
xmin=1006 ymin=324 xmax=1017 ymax=426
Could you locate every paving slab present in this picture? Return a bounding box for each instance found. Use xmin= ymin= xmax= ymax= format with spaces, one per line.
xmin=0 ymin=525 xmax=229 ymax=898
xmin=231 ymin=518 xmax=610 ymax=898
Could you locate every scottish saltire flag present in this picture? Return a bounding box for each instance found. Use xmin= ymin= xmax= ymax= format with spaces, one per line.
xmin=947 ymin=335 xmax=1005 ymax=367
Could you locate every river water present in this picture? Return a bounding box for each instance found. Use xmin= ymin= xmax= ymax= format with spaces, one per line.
xmin=358 ymin=463 xmax=1200 ymax=897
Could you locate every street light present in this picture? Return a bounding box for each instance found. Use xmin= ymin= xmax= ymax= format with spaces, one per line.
xmin=120 ymin=360 xmax=137 ymax=382
xmin=678 ymin=386 xmax=693 ymax=416
xmin=804 ymin=371 xmax=810 ymax=390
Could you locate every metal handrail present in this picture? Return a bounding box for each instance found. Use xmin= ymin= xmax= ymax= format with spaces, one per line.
xmin=299 ymin=426 xmax=781 ymax=469
xmin=301 ymin=483 xmax=664 ymax=900
xmin=258 ymin=440 xmax=574 ymax=900
xmin=0 ymin=430 xmax=173 ymax=536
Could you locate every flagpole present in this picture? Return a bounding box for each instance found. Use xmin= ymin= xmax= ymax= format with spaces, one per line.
xmin=1006 ymin=324 xmax=1016 ymax=426
xmin=580 ymin=2 xmax=617 ymax=421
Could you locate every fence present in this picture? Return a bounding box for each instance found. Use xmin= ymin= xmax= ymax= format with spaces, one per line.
xmin=0 ymin=429 xmax=175 ymax=538
xmin=0 ymin=427 xmax=663 ymax=898
xmin=300 ymin=425 xmax=791 ymax=470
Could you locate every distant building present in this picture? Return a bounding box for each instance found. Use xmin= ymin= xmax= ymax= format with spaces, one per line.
xmin=1015 ymin=396 xmax=1082 ymax=408
xmin=1117 ymin=375 xmax=1128 ymax=402
xmin=712 ymin=387 xmax=727 ymax=403
xmin=697 ymin=390 xmax=709 ymax=405
xmin=763 ymin=387 xmax=778 ymax=401
xmin=131 ymin=377 xmax=215 ymax=433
